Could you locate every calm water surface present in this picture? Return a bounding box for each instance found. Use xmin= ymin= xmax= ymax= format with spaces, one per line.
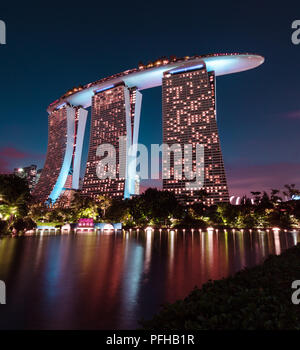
xmin=0 ymin=229 xmax=298 ymax=329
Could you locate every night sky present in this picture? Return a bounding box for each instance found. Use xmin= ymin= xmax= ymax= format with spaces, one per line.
xmin=0 ymin=1 xmax=299 ymax=197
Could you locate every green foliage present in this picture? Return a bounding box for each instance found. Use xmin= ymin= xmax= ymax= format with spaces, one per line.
xmin=1 ymin=180 xmax=300 ymax=231
xmin=76 ymin=206 xmax=98 ymax=220
xmin=36 ymin=221 xmax=60 ymax=227
xmin=129 ymin=188 xmax=184 ymax=227
xmin=141 ymin=244 xmax=300 ymax=330
xmin=0 ymin=174 xmax=31 ymax=219
xmin=28 ymin=203 xmax=48 ymax=221
xmin=97 ymin=195 xmax=112 ymax=218
xmin=174 ymin=210 xmax=207 ymax=229
xmin=105 ymin=188 xmax=185 ymax=228
xmin=70 ymin=191 xmax=100 ymax=221
xmin=106 ymin=199 xmax=132 ymax=224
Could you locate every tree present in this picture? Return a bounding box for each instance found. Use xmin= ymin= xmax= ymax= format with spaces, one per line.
xmin=139 ymin=188 xmax=183 ymax=227
xmin=10 ymin=218 xmax=26 ymax=233
xmin=283 ymin=184 xmax=300 ymax=200
xmin=251 ymin=191 xmax=261 ymax=205
xmin=28 ymin=203 xmax=49 ymax=222
xmin=270 ymin=189 xmax=282 ymax=204
xmin=106 ymin=199 xmax=130 ymax=222
xmin=97 ymin=195 xmax=112 ymax=218
xmin=0 ymin=174 xmax=31 ymax=221
xmin=71 ymin=191 xmax=94 ymax=211
xmin=23 ymin=217 xmax=37 ymax=231
xmin=217 ymin=203 xmax=237 ymax=227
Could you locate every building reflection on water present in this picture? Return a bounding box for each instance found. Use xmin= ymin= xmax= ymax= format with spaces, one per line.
xmin=0 ymin=228 xmax=299 ymax=330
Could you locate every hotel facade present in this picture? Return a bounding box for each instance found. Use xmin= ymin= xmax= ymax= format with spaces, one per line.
xmin=162 ymin=63 xmax=229 ymax=204
xmin=82 ymin=84 xmax=142 ymax=200
xmin=33 ymin=105 xmax=87 ymax=204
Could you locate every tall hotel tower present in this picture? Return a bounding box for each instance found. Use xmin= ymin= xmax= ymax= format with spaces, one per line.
xmin=82 ymin=84 xmax=142 ymax=200
xmin=162 ymin=62 xmax=229 ymax=205
xmin=33 ymin=105 xmax=87 ymax=204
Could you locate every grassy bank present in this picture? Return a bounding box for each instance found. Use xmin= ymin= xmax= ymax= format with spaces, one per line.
xmin=141 ymin=244 xmax=300 ymax=330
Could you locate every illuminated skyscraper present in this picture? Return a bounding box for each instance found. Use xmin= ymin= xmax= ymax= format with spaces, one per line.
xmin=32 ymin=105 xmax=87 ymax=204
xmin=82 ymin=84 xmax=142 ymax=200
xmin=162 ymin=62 xmax=229 ymax=205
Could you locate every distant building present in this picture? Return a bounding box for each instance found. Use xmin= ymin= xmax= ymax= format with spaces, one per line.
xmin=14 ymin=164 xmax=38 ymax=191
xmin=229 ymin=195 xmax=255 ymax=205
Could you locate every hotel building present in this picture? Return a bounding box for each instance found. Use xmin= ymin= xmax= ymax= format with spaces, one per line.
xmin=162 ymin=62 xmax=229 ymax=205
xmin=33 ymin=105 xmax=87 ymax=204
xmin=34 ymin=53 xmax=264 ymax=205
xmin=81 ymin=84 xmax=142 ymax=200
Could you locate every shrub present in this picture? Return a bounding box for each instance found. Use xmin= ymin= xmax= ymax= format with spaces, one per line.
xmin=0 ymin=219 xmax=8 ymax=234
xmin=141 ymin=244 xmax=300 ymax=330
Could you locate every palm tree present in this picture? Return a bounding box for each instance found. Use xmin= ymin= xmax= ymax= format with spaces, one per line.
xmin=251 ymin=191 xmax=261 ymax=205
xmin=270 ymin=189 xmax=282 ymax=204
xmin=283 ymin=184 xmax=300 ymax=200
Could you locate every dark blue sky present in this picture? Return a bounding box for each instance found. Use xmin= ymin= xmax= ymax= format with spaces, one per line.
xmin=0 ymin=1 xmax=300 ymax=196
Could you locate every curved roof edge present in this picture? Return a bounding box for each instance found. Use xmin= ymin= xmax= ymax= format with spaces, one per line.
xmin=47 ymin=53 xmax=264 ymax=113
